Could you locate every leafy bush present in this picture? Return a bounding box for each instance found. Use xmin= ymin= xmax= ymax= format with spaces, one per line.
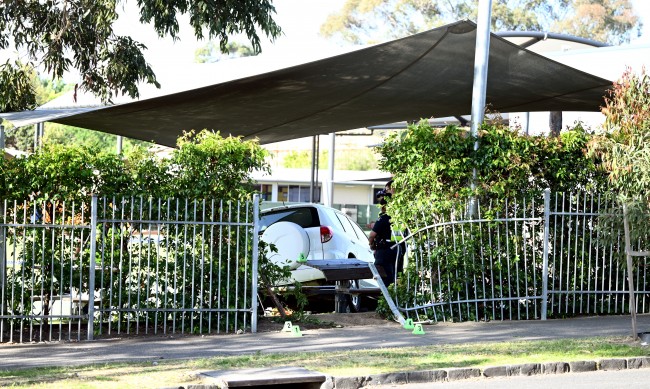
xmin=377 ymin=121 xmax=606 ymax=229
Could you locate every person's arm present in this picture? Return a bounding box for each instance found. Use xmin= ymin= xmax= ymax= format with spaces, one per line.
xmin=368 ymin=230 xmax=378 ymax=249
xmin=369 ymin=216 xmax=387 ymax=249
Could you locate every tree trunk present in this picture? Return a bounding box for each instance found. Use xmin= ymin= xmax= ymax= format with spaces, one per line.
xmin=260 ymin=274 xmax=288 ymax=319
xmin=549 ymin=111 xmax=562 ymax=136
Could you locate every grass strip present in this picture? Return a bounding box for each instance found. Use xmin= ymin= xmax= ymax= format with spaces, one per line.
xmin=0 ymin=336 xmax=648 ymax=388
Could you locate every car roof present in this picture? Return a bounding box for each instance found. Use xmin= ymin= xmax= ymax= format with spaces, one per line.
xmin=261 ymin=202 xmax=336 ymax=214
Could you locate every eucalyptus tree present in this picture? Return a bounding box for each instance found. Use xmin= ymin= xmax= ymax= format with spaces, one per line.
xmin=0 ymin=0 xmax=282 ymax=112
xmin=589 ymin=68 xmax=650 ymax=338
xmin=590 ymin=69 xmax=650 ymax=241
xmin=195 ymin=41 xmax=256 ymax=63
xmin=321 ymin=0 xmax=640 ymax=45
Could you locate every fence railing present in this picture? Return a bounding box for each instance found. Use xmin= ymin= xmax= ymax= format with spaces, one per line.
xmin=0 ymin=195 xmax=259 ymax=343
xmin=396 ymin=189 xmax=650 ymax=322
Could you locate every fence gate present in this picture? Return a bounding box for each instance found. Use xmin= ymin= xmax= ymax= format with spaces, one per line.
xmin=394 ymin=194 xmax=546 ymax=322
xmin=544 ymin=192 xmax=650 ymax=319
xmin=1 ymin=195 xmax=259 ymax=344
xmin=396 ymin=190 xmax=650 ymax=323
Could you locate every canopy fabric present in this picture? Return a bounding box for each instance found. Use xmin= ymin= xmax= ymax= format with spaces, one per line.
xmin=0 ymin=108 xmax=99 ymax=128
xmin=11 ymin=20 xmax=613 ymax=146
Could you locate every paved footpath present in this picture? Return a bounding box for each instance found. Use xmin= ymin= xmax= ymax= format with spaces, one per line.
xmin=1 ymin=314 xmax=649 ymax=371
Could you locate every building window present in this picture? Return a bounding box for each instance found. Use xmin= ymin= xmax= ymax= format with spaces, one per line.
xmin=278 ymin=185 xmax=321 ymax=202
xmin=256 ymin=184 xmax=273 ymax=201
xmin=278 ymin=185 xmax=288 ymax=201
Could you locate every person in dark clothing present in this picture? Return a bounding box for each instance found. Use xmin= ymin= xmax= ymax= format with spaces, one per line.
xmin=368 ymin=180 xmax=399 ymax=286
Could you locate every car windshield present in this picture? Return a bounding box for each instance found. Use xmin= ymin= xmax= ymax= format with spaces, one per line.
xmin=260 ymin=207 xmax=320 ymax=233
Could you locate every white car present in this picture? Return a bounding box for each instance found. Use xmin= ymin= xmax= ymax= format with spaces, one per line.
xmin=260 ymin=203 xmax=377 ymax=310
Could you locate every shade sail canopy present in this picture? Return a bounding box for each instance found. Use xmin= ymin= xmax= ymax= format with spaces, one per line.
xmin=6 ymin=20 xmax=612 ymax=146
xmin=0 ymin=108 xmax=98 ymax=128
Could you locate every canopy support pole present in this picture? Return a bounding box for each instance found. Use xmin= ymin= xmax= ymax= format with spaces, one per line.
xmin=469 ymin=0 xmax=492 ymax=218
xmin=524 ymin=112 xmax=530 ymax=135
xmin=310 ymin=136 xmax=319 ymax=203
xmin=34 ymin=122 xmax=43 ymax=150
xmin=326 ymin=133 xmax=335 ymax=207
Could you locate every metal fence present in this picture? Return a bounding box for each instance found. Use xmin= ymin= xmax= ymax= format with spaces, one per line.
xmin=0 ymin=195 xmax=259 ymax=343
xmin=3 ymin=189 xmax=648 ymax=343
xmin=396 ymin=189 xmax=650 ymax=322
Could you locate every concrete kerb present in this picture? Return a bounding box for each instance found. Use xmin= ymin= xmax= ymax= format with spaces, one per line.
xmin=193 ymin=357 xmax=650 ymax=389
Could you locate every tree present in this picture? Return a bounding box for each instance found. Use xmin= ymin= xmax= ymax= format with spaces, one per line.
xmin=2 ymin=72 xmax=133 ymax=153
xmin=283 ymin=150 xmax=328 ymax=169
xmin=0 ymin=61 xmax=36 ymax=112
xmin=320 ymin=0 xmax=640 ymax=46
xmin=170 ymin=130 xmax=270 ymax=201
xmin=0 ymin=0 xmax=282 ymax=112
xmin=3 ymin=70 xmax=73 ymax=151
xmin=35 ymin=77 xmax=72 ymax=104
xmin=591 ymin=69 xmax=650 ymax=205
xmin=195 ymin=41 xmax=256 ymax=63
xmin=0 ymin=129 xmax=269 ymax=201
xmin=4 ymin=124 xmax=33 ymax=152
xmin=588 ymin=68 xmax=650 ymax=339
xmin=42 ymin=123 xmax=151 ymax=153
xmin=552 ymin=0 xmax=641 ymax=44
xmin=282 ymin=149 xmax=379 ymax=170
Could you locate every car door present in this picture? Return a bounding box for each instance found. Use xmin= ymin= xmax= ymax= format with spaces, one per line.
xmin=332 ymin=211 xmax=372 ymax=261
xmin=344 ymin=213 xmax=374 ymax=263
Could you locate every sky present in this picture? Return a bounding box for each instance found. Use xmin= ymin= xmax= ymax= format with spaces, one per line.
xmin=110 ymin=0 xmax=348 ymax=82
xmin=630 ymin=0 xmax=650 ymax=43
xmin=108 ymin=0 xmax=650 ymax=87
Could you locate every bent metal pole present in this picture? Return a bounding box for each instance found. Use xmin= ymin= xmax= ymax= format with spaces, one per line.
xmin=469 ymin=0 xmax=492 ymax=218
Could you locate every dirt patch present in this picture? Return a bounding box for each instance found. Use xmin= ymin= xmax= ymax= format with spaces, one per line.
xmin=257 ymin=311 xmax=393 ymax=332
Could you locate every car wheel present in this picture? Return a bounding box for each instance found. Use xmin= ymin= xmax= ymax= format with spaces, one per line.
xmin=261 ymin=221 xmax=310 ymax=270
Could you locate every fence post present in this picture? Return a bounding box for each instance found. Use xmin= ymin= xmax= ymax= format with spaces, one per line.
xmin=0 ymin=200 xmax=5 ymax=317
xmin=622 ymin=203 xmax=638 ymax=340
xmin=87 ymin=196 xmax=98 ymax=341
xmin=251 ymin=194 xmax=260 ymax=333
xmin=541 ymin=188 xmax=551 ymax=320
